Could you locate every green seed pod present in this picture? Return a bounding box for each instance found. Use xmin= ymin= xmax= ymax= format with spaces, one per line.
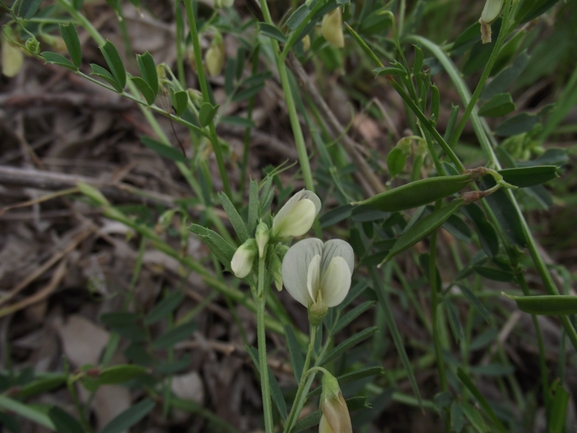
xmin=507 ymin=295 xmax=577 ymax=316
xmin=380 ymin=198 xmax=465 ymax=266
xmin=354 ymin=167 xmax=486 ymax=213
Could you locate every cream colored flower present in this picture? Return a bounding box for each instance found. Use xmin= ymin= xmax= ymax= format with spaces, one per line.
xmin=281 ymin=238 xmax=354 ymax=323
xmin=231 ymin=238 xmax=257 ymax=278
xmin=272 ymin=190 xmax=321 ymax=239
xmin=321 ymin=8 xmax=344 ymax=49
xmin=319 ymin=370 xmax=352 ymax=433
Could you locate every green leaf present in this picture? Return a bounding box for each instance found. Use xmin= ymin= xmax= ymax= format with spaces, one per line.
xmin=331 ymin=301 xmax=375 ymax=336
xmin=42 ymin=52 xmax=77 ymax=71
xmin=443 ymin=213 xmax=472 ymax=242
xmin=482 ymin=51 xmax=530 ymax=100
xmin=0 ymin=413 xmax=19 ymax=433
xmin=461 ymin=403 xmax=489 ymax=433
xmin=495 ymin=112 xmax=539 ymax=136
xmin=95 ymin=365 xmax=149 ymax=384
xmin=145 ymin=291 xmax=185 ymax=324
xmin=515 ymin=0 xmax=561 ymax=23
xmin=284 ymin=324 xmax=304 ymax=382
xmin=458 ymin=284 xmax=491 ymax=322
xmin=517 ymin=148 xmax=568 ymax=167
xmin=218 ymin=192 xmax=249 ymax=243
xmin=508 ymin=294 xmax=577 ymax=315
xmin=100 ymin=399 xmax=155 ymax=433
xmin=479 ymin=177 xmax=527 ymax=247
xmin=286 ymin=4 xmax=310 ymax=30
xmin=457 ymin=368 xmax=508 ymax=433
xmin=384 ymin=199 xmax=465 ymax=262
xmin=156 ymin=354 xmax=191 ymax=374
xmin=320 ymin=204 xmax=353 ymax=228
xmin=497 ymin=165 xmax=558 ymax=187
xmin=131 ymin=77 xmax=156 ymax=105
xmin=136 ymin=51 xmax=158 ymax=96
xmin=59 ymin=23 xmax=82 ymax=68
xmin=478 ymin=93 xmax=516 ymax=117
xmin=258 ymin=22 xmax=287 ymax=43
xmin=387 ymin=147 xmax=407 ymax=178
xmin=100 ymin=41 xmax=126 ymax=90
xmin=0 ymin=395 xmax=54 ymax=429
xmin=462 ymin=203 xmax=499 ymax=257
xmin=90 ymin=63 xmax=122 ymax=92
xmin=247 ymin=180 xmax=259 ymax=235
xmin=171 ymin=89 xmax=189 ymax=116
xmin=16 ymin=0 xmax=43 ymax=19
xmin=199 ymin=102 xmax=220 ymax=128
xmin=451 ymin=401 xmax=465 ymax=433
xmin=100 ymin=312 xmax=145 ymax=341
xmin=188 ymin=224 xmax=236 ymax=272
xmin=291 ymin=410 xmax=321 ymax=433
xmin=462 ymin=20 xmax=501 ymax=75
xmin=548 ymin=382 xmax=570 ymax=433
xmin=445 ymin=299 xmax=464 ymax=341
xmin=140 ymin=136 xmax=188 ymax=163
xmin=151 ymin=320 xmax=197 ymax=349
xmin=351 ymin=205 xmax=388 ymax=223
xmin=473 ymin=265 xmax=515 ymax=282
xmin=48 ymin=407 xmax=83 ymax=433
xmin=321 ymin=326 xmax=378 ymax=365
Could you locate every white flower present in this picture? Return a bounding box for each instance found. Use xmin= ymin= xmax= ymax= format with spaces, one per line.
xmin=272 ymin=190 xmax=321 ymax=239
xmin=321 ymin=8 xmax=344 ymax=49
xmin=281 ymin=239 xmax=354 ymax=315
xmin=231 ymin=238 xmax=257 ymax=278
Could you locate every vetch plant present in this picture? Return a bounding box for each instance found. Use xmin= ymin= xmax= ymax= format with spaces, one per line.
xmin=282 ymin=238 xmax=354 ymax=325
xmin=231 ymin=238 xmax=257 ymax=278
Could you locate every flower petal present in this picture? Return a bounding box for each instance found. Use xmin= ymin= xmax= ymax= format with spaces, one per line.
xmin=276 ymin=199 xmax=316 ymax=238
xmin=307 ymin=254 xmax=322 ymax=303
xmin=272 ymin=190 xmax=321 ymax=238
xmin=320 ymin=256 xmax=352 ymax=308
xmin=282 ymin=238 xmax=323 ymax=307
xmin=321 ymin=239 xmax=354 ymax=276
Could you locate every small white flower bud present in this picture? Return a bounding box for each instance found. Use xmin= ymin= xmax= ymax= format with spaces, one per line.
xmin=255 ymin=222 xmax=270 ymax=258
xmin=231 ymin=238 xmax=257 ymax=278
xmin=479 ymin=0 xmax=504 ymax=43
xmin=272 ymin=190 xmax=321 ymax=239
xmin=2 ymin=34 xmax=24 ymax=78
xmin=205 ymin=37 xmax=225 ymax=76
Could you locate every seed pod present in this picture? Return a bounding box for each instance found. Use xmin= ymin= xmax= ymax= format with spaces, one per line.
xmin=507 ymin=295 xmax=577 ymax=316
xmin=380 ymin=198 xmax=466 ymax=266
xmin=354 ymin=167 xmax=486 ymax=213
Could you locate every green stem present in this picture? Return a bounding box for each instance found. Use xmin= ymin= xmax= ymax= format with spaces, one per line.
xmin=257 ymin=0 xmax=315 ymax=192
xmin=256 ymin=256 xmax=274 ymax=433
xmin=429 ymin=206 xmax=448 ymax=393
xmin=283 ymin=324 xmax=318 ymax=433
xmin=448 ymin=0 xmax=512 ymax=150
xmin=183 ymin=0 xmax=232 ymax=199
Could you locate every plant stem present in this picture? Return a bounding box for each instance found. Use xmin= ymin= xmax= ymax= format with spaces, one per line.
xmin=257 ymin=0 xmax=315 ymax=192
xmin=283 ymin=324 xmax=318 ymax=433
xmin=429 ymin=205 xmax=448 ymax=393
xmin=256 ymin=256 xmax=274 ymax=433
xmin=183 ymin=0 xmax=232 ymax=199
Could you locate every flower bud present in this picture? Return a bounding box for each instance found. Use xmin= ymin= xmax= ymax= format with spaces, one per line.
xmin=270 ymin=252 xmax=283 ymax=291
xmin=231 ymin=238 xmax=257 ymax=278
xmin=255 ymin=222 xmax=270 ymax=258
xmin=319 ymin=371 xmax=352 ymax=433
xmin=205 ymin=37 xmax=225 ymax=77
xmin=272 ymin=190 xmax=321 ymax=239
xmin=2 ymin=33 xmax=24 ymax=78
xmin=25 ymin=36 xmax=40 ymax=55
xmin=187 ymin=88 xmax=203 ymax=107
xmin=479 ymin=0 xmax=504 ymax=44
xmin=321 ymin=8 xmax=344 ymax=49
